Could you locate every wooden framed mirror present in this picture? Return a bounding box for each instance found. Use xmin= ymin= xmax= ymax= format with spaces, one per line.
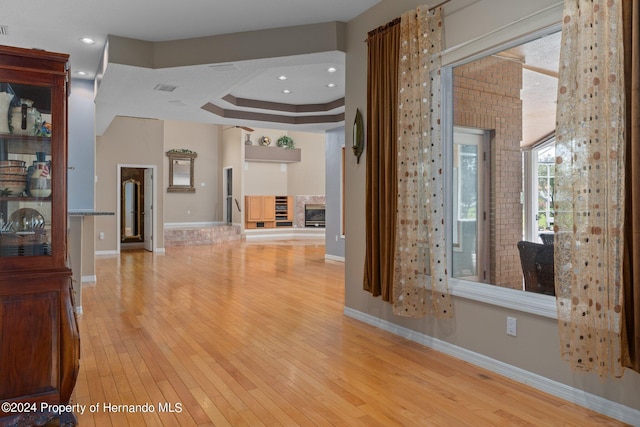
xmin=166 ymin=150 xmax=197 ymax=193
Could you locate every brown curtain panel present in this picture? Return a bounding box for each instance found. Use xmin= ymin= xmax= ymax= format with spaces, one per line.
xmin=622 ymin=0 xmax=640 ymax=374
xmin=363 ymin=19 xmax=400 ymax=301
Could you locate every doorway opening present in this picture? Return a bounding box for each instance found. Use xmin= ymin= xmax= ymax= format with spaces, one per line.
xmin=118 ymin=165 xmax=155 ymax=252
xmin=223 ymin=167 xmax=233 ymax=224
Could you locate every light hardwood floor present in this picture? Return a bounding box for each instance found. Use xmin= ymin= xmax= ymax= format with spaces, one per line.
xmin=72 ymin=240 xmax=626 ymax=426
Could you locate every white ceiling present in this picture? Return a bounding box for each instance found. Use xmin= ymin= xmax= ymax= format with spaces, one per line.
xmin=1 ymin=0 xmax=381 ymax=134
xmin=501 ymin=31 xmax=561 ymax=146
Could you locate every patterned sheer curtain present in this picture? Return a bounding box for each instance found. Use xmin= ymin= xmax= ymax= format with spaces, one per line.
xmin=554 ymin=0 xmax=626 ymax=377
xmin=393 ymin=6 xmax=452 ymax=318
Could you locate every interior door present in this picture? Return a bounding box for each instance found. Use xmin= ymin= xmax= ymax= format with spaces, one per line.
xmin=143 ymin=168 xmax=153 ymax=251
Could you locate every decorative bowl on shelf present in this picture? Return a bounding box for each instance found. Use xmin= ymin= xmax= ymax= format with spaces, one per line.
xmin=260 ymin=136 xmax=271 ymax=146
xmin=0 ymin=160 xmax=26 ymax=167
xmin=8 ymin=208 xmax=45 ymax=232
xmin=0 ymin=172 xmax=27 ymax=181
xmin=0 ymin=166 xmax=27 ymax=175
xmin=0 ymin=180 xmax=26 ymax=196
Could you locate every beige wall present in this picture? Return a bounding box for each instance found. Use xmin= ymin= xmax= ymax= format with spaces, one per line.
xmin=95 ymin=116 xmax=165 ymax=251
xmin=287 ymin=130 xmax=326 ymax=196
xmin=244 ymin=128 xmax=288 ymax=196
xmin=163 ymin=120 xmax=222 ymax=223
xmin=244 ymin=162 xmax=288 ymax=195
xmin=344 ymin=0 xmax=640 ymax=414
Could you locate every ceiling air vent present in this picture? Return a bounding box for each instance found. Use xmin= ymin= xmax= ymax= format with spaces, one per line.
xmin=0 ymin=26 xmax=8 ymax=36
xmin=208 ymin=64 xmax=238 ymax=72
xmin=154 ymin=83 xmax=177 ymax=92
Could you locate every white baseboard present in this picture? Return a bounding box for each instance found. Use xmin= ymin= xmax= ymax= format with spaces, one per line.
xmin=81 ymin=275 xmax=97 ymax=283
xmin=95 ymin=250 xmax=118 ymax=256
xmin=343 ymin=307 xmax=640 ymax=427
xmin=245 ymin=228 xmax=325 ymax=240
xmin=325 ymin=254 xmax=345 ymax=262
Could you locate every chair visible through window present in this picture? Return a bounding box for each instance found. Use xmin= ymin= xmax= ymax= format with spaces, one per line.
xmin=539 ymin=232 xmax=554 ymax=245
xmin=516 ymin=240 xmax=555 ymax=296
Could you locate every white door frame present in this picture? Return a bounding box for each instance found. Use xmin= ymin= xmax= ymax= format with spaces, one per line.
xmin=117 ymin=164 xmax=159 ymax=253
xmin=143 ymin=168 xmax=154 ymax=251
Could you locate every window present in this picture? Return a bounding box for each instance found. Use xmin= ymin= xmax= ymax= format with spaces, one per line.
xmin=448 ymin=30 xmax=560 ymax=292
xmin=524 ymin=139 xmax=556 ymax=243
xmin=536 ymin=145 xmax=555 ymax=233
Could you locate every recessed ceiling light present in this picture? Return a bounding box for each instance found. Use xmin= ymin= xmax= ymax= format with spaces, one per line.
xmin=278 ymin=75 xmax=288 ymax=81
xmin=326 ymin=83 xmax=337 ymax=88
xmin=326 ymin=67 xmax=337 ymax=73
xmin=76 ymin=71 xmax=88 ymax=76
xmin=79 ymin=37 xmax=95 ymax=45
xmin=282 ymin=89 xmax=292 ymax=94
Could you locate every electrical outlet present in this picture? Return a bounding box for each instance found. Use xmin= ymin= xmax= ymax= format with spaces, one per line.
xmin=507 ymin=317 xmax=517 ymax=336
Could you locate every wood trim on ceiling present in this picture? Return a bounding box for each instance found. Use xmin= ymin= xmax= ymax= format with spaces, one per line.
xmin=222 ymin=94 xmax=344 ymax=113
xmin=201 ymin=102 xmax=345 ymax=125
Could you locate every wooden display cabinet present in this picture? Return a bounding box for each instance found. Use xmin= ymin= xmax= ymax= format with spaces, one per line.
xmin=0 ymin=45 xmax=79 ymax=426
xmin=245 ymin=195 xmax=293 ymax=229
xmin=245 ymin=195 xmax=276 ymax=228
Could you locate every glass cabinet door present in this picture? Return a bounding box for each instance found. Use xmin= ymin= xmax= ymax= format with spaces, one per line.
xmin=0 ymin=81 xmax=54 ymax=258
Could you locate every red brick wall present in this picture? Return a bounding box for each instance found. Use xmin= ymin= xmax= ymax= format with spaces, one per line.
xmin=453 ymin=56 xmax=523 ymax=289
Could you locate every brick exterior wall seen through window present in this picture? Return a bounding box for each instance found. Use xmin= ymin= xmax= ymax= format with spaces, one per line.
xmin=453 ymin=56 xmax=523 ymax=289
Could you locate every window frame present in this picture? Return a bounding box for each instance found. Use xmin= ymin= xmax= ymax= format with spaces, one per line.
xmin=440 ymin=18 xmax=563 ymax=319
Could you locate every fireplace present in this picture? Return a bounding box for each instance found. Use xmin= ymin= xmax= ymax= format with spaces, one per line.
xmin=304 ymin=204 xmax=325 ymax=228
